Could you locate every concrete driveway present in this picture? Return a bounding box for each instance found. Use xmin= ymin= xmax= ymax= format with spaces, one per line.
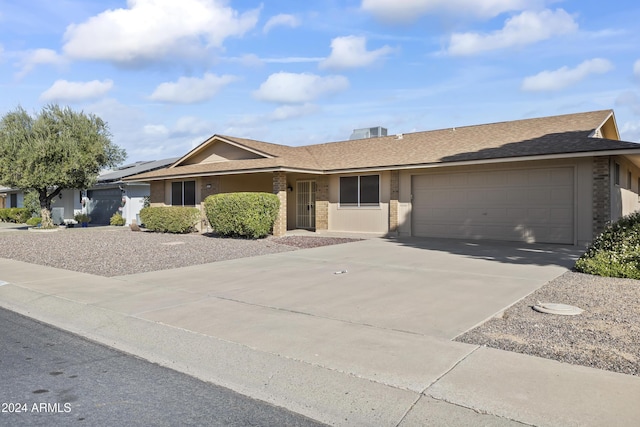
xmin=117 ymin=236 xmax=581 ymax=340
xmin=4 ymin=237 xmax=638 ymax=426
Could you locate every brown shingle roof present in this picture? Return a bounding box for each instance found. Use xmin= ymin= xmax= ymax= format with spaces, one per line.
xmin=127 ymin=110 xmax=640 ymax=180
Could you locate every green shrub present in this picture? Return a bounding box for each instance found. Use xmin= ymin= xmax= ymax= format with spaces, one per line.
xmin=26 ymin=217 xmax=42 ymax=226
xmin=204 ymin=192 xmax=280 ymax=239
xmin=74 ymin=213 xmax=91 ymax=223
xmin=575 ymin=212 xmax=640 ymax=279
xmin=0 ymin=208 xmax=31 ymax=223
xmin=139 ymin=206 xmax=200 ymax=234
xmin=110 ymin=212 xmax=126 ymax=226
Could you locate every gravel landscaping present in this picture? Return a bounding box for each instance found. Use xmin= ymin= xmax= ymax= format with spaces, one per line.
xmin=2 ymin=224 xmax=638 ymax=377
xmin=457 ymin=271 xmax=640 ymax=377
xmin=0 ymin=226 xmax=359 ymax=277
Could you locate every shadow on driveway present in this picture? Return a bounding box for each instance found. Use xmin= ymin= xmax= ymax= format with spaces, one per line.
xmin=385 ymin=236 xmax=585 ymax=269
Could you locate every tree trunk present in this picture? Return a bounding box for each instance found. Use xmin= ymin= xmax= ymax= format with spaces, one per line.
xmin=40 ymin=207 xmax=53 ymax=228
xmin=39 ymin=190 xmax=54 ymax=228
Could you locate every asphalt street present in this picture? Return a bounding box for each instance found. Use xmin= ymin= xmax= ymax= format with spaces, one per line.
xmin=0 ymin=307 xmax=327 ymax=427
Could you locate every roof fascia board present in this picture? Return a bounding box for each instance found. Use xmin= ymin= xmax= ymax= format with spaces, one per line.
xmin=323 ymin=149 xmax=640 ymax=174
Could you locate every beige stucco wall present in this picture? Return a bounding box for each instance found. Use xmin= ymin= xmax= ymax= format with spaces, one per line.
xmin=327 ymin=171 xmax=391 ymax=233
xmin=397 ymin=158 xmax=595 ymax=245
xmin=219 ymin=173 xmax=272 ymax=194
xmin=611 ymin=155 xmax=640 ymax=221
xmin=182 ymin=142 xmax=262 ymax=165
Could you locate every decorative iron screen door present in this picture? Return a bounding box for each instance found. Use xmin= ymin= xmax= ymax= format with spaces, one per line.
xmin=296 ymin=181 xmax=316 ymax=229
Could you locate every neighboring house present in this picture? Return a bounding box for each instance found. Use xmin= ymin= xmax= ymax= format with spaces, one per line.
xmin=0 ymin=187 xmax=22 ymax=209
xmin=82 ymin=158 xmax=178 ymax=225
xmin=125 ymin=110 xmax=640 ymax=246
xmin=0 ymin=187 xmax=8 ymax=209
xmin=0 ymin=158 xmax=177 ymax=225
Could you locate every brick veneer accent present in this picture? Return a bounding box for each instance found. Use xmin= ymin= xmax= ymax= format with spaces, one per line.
xmin=592 ymin=156 xmax=610 ymax=237
xmin=149 ymin=181 xmax=165 ymax=205
xmin=200 ymin=176 xmax=220 ymax=200
xmin=315 ymin=176 xmax=329 ymax=230
xmin=389 ymin=170 xmax=399 ymax=232
xmin=273 ymin=171 xmax=287 ymax=237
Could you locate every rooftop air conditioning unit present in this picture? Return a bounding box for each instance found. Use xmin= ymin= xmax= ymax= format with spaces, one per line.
xmin=349 ymin=126 xmax=388 ymax=140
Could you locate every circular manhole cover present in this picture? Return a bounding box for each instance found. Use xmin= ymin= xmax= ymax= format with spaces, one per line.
xmin=533 ymin=302 xmax=583 ymax=316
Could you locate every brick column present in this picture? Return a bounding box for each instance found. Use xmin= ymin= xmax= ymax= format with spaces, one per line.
xmin=273 ymin=171 xmax=287 ymax=236
xmin=389 ymin=170 xmax=400 ymax=233
xmin=593 ymin=156 xmax=611 ymax=238
xmin=315 ymin=176 xmax=329 ymax=231
xmin=200 ymin=176 xmax=220 ymax=200
xmin=149 ymin=181 xmax=165 ymax=206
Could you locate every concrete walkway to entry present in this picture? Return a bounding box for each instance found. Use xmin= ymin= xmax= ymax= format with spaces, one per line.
xmin=1 ymin=237 xmax=639 ymax=426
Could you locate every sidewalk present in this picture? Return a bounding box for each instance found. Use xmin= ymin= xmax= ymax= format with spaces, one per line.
xmin=1 ymin=239 xmax=639 ymax=426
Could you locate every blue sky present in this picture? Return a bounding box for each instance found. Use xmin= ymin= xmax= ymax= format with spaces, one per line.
xmin=1 ymin=0 xmax=640 ymax=162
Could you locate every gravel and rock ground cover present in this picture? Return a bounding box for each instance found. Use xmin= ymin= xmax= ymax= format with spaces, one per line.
xmin=0 ymin=226 xmax=359 ymax=277
xmin=2 ymin=225 xmax=639 ymax=377
xmin=457 ymin=271 xmax=640 ymax=376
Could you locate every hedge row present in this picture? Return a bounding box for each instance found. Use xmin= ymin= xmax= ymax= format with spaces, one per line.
xmin=139 ymin=206 xmax=200 ymax=234
xmin=0 ymin=208 xmax=31 ymax=223
xmin=203 ymin=192 xmax=279 ymax=239
xmin=575 ymin=211 xmax=640 ymax=279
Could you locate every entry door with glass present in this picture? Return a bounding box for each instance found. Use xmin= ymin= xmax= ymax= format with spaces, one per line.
xmin=296 ymin=181 xmax=316 ymax=229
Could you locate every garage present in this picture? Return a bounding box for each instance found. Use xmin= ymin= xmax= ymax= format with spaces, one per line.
xmin=87 ymin=188 xmax=122 ymax=225
xmin=411 ymin=167 xmax=575 ymax=244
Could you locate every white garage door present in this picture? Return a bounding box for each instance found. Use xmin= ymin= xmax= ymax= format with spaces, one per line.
xmin=412 ymin=167 xmax=574 ymax=244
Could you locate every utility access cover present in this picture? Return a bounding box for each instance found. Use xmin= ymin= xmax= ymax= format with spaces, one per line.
xmin=533 ymin=302 xmax=583 ymax=316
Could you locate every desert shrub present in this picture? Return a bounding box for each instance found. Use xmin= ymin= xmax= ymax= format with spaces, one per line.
xmin=575 ymin=212 xmax=640 ymax=279
xmin=74 ymin=213 xmax=91 ymax=223
xmin=110 ymin=212 xmax=126 ymax=226
xmin=204 ymin=192 xmax=279 ymax=239
xmin=0 ymin=208 xmax=31 ymax=223
xmin=139 ymin=206 xmax=199 ymax=234
xmin=26 ymin=217 xmax=42 ymax=226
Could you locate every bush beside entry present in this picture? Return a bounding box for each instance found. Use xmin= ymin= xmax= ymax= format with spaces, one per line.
xmin=204 ymin=192 xmax=280 ymax=239
xmin=575 ymin=212 xmax=640 ymax=279
xmin=139 ymin=206 xmax=200 ymax=234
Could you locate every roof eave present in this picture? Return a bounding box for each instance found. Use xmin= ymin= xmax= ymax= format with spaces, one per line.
xmin=323 ymin=149 xmax=640 ymax=174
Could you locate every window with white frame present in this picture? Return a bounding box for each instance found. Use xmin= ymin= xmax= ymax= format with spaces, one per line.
xmin=339 ymin=175 xmax=380 ymax=207
xmin=171 ymin=181 xmax=196 ymax=206
xmin=628 ymin=170 xmax=633 ymax=189
xmin=614 ymin=163 xmax=620 ymax=186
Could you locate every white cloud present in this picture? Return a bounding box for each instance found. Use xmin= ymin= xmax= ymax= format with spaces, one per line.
xmin=521 ymin=58 xmax=613 ymax=91
xmin=16 ymin=48 xmax=67 ymax=78
xmin=143 ymin=124 xmax=169 ymax=137
xmin=269 ymin=104 xmax=319 ymax=121
xmin=361 ymin=0 xmax=541 ymax=22
xmin=319 ymin=36 xmax=393 ymax=70
xmin=634 ymin=59 xmax=640 ymax=78
xmin=448 ymin=9 xmax=578 ymax=56
xmin=263 ymin=14 xmax=300 ymax=33
xmin=254 ymin=72 xmax=349 ymax=104
xmin=620 ymin=121 xmax=640 ymax=142
xmin=62 ymin=0 xmax=260 ymax=65
xmin=149 ymin=73 xmax=237 ymax=104
xmin=39 ymin=79 xmax=114 ymax=103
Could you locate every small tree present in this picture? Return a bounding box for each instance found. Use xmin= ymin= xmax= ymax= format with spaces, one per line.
xmin=0 ymin=105 xmax=126 ymax=228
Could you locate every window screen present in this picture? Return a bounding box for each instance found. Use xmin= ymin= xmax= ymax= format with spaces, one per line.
xmin=359 ymin=175 xmax=379 ymax=205
xmin=339 ymin=176 xmax=358 ymax=206
xmin=184 ymin=181 xmax=196 ymax=206
xmin=171 ymin=182 xmax=182 ymax=206
xmin=339 ymin=175 xmax=379 ymax=207
xmin=171 ymin=181 xmax=196 ymax=206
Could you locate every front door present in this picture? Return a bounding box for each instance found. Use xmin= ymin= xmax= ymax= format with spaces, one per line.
xmin=296 ymin=181 xmax=316 ymax=229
